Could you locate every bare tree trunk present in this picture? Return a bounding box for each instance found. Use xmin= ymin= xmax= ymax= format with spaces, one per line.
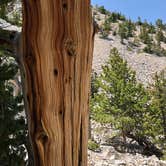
xmin=22 ymin=0 xmax=94 ymax=165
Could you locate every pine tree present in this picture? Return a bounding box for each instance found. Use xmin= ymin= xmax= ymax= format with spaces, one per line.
xmin=156 ymin=19 xmax=164 ymax=30
xmin=139 ymin=26 xmax=152 ymax=44
xmin=137 ymin=16 xmax=142 ymax=26
xmin=118 ymin=20 xmax=135 ymax=44
xmin=0 ymin=4 xmax=7 ymax=19
xmin=91 ymin=48 xmax=150 ymax=141
xmin=151 ymin=70 xmax=166 ymax=140
xmin=118 ymin=23 xmax=127 ymax=43
xmin=100 ymin=19 xmax=111 ymax=39
xmin=0 ymin=2 xmax=27 ymax=162
xmin=156 ymin=29 xmax=164 ymax=45
xmin=0 ymin=52 xmax=27 ymax=165
xmin=97 ymin=6 xmax=108 ymax=15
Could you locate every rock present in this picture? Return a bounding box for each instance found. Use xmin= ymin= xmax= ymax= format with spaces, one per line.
xmin=0 ymin=18 xmax=21 ymax=32
xmin=114 ymin=160 xmax=126 ymax=166
xmin=88 ymin=121 xmax=166 ymax=166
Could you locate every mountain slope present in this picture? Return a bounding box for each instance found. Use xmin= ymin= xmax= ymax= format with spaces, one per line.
xmin=92 ymin=6 xmax=166 ymax=86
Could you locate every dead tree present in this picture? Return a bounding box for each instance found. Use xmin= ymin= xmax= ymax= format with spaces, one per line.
xmin=22 ymin=0 xmax=94 ymax=165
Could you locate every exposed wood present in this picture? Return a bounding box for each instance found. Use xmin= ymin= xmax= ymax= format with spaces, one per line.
xmin=22 ymin=0 xmax=94 ymax=165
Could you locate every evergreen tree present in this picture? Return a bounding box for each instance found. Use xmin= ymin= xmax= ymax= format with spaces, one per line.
xmin=156 ymin=19 xmax=164 ymax=30
xmin=150 ymin=70 xmax=166 ymax=141
xmin=118 ymin=23 xmax=127 ymax=44
xmin=118 ymin=20 xmax=135 ymax=43
xmin=139 ymin=26 xmax=152 ymax=44
xmin=0 ymin=53 xmax=27 ymax=165
xmin=137 ymin=16 xmax=142 ymax=26
xmin=156 ymin=29 xmax=164 ymax=45
xmin=97 ymin=6 xmax=108 ymax=15
xmin=91 ymin=48 xmax=150 ymax=141
xmin=0 ymin=4 xmax=7 ymax=19
xmin=0 ymin=3 xmax=27 ymax=162
xmin=148 ymin=23 xmax=156 ymax=34
xmin=126 ymin=19 xmax=135 ymax=37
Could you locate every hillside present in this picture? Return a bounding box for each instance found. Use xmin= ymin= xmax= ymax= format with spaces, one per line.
xmin=92 ymin=7 xmax=166 ymax=86
xmin=88 ymin=6 xmax=166 ymax=166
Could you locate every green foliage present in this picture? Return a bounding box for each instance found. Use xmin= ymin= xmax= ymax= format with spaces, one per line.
xmin=143 ymin=44 xmax=153 ymax=54
xmin=118 ymin=23 xmax=127 ymax=43
xmin=118 ymin=20 xmax=135 ymax=43
xmin=90 ymin=48 xmax=166 ymax=157
xmin=91 ymin=72 xmax=98 ymax=98
xmin=150 ymin=70 xmax=166 ymax=142
xmin=136 ymin=17 xmax=142 ymax=26
xmin=148 ymin=23 xmax=156 ymax=34
xmin=102 ymin=19 xmax=111 ymax=32
xmin=143 ymin=43 xmax=166 ymax=57
xmin=137 ymin=17 xmax=156 ymax=34
xmin=97 ymin=6 xmax=108 ymax=15
xmin=139 ymin=26 xmax=153 ymax=44
xmin=0 ymin=4 xmax=7 ymax=19
xmin=100 ymin=30 xmax=109 ymax=39
xmin=7 ymin=11 xmax=22 ymax=26
xmin=0 ymin=1 xmax=22 ymax=26
xmin=107 ymin=12 xmax=126 ymax=23
xmin=91 ymin=48 xmax=150 ymax=139
xmin=156 ymin=19 xmax=166 ymax=30
xmin=88 ymin=139 xmax=100 ymax=152
xmin=0 ymin=0 xmax=13 ymax=6
xmin=0 ymin=46 xmax=27 ymax=165
xmin=100 ymin=19 xmax=111 ymax=39
xmin=156 ymin=29 xmax=166 ymax=45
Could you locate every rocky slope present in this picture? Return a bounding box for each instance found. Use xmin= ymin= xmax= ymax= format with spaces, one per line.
xmin=93 ymin=34 xmax=166 ymax=86
xmin=88 ymin=121 xmax=166 ymax=166
xmin=89 ymin=8 xmax=166 ymax=166
xmin=92 ymin=6 xmax=166 ymax=86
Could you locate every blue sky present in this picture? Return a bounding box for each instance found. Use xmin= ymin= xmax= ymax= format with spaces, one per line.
xmin=91 ymin=0 xmax=166 ymax=24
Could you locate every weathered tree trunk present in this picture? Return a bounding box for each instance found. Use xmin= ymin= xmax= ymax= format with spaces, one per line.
xmin=22 ymin=0 xmax=94 ymax=165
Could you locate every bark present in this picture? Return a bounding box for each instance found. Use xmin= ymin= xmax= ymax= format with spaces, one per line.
xmin=22 ymin=0 xmax=94 ymax=165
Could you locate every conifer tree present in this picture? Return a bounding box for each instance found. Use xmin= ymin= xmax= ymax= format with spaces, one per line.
xmin=0 ymin=2 xmax=27 ymax=164
xmin=118 ymin=23 xmax=127 ymax=43
xmin=156 ymin=19 xmax=164 ymax=30
xmin=156 ymin=29 xmax=164 ymax=45
xmin=91 ymin=48 xmax=150 ymax=141
xmin=139 ymin=26 xmax=152 ymax=44
xmin=0 ymin=50 xmax=27 ymax=165
xmin=151 ymin=70 xmax=166 ymax=140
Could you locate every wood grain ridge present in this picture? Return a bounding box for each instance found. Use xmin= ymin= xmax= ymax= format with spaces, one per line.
xmin=22 ymin=0 xmax=94 ymax=165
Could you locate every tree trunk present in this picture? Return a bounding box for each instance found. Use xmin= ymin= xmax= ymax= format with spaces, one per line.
xmin=22 ymin=0 xmax=94 ymax=165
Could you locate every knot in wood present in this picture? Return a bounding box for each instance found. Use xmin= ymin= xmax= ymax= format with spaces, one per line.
xmin=64 ymin=39 xmax=77 ymax=57
xmin=36 ymin=131 xmax=48 ymax=145
xmin=53 ymin=68 xmax=58 ymax=76
xmin=62 ymin=2 xmax=68 ymax=10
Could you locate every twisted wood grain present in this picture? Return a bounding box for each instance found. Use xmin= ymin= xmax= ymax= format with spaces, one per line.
xmin=22 ymin=1 xmax=94 ymax=165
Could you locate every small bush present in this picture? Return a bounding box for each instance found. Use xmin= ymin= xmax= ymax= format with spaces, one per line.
xmin=88 ymin=140 xmax=100 ymax=152
xmin=97 ymin=6 xmax=108 ymax=15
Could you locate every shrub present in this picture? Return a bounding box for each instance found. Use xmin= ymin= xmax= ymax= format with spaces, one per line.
xmin=90 ymin=48 xmax=150 ymax=140
xmin=88 ymin=140 xmax=100 ymax=152
xmin=97 ymin=6 xmax=108 ymax=15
